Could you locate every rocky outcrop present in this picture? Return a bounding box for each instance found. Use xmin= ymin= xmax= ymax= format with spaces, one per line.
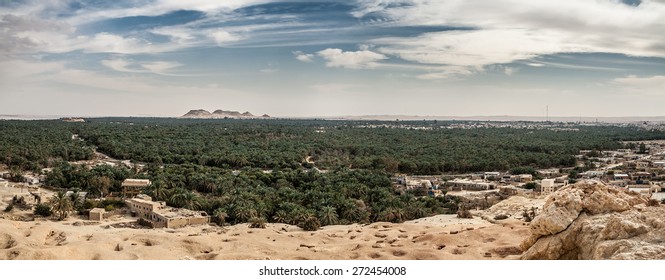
xmin=181 ymin=109 xmax=212 ymax=118
xmin=479 ymin=195 xmax=545 ymax=223
xmin=521 ymin=181 xmax=665 ymax=259
xmin=212 ymin=110 xmax=245 ymax=117
xmin=180 ymin=109 xmax=269 ymax=119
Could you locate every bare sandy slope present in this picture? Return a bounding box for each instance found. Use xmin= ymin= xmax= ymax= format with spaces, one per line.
xmin=0 ymin=215 xmax=528 ymax=260
xmin=0 ymin=184 xmax=529 ymax=260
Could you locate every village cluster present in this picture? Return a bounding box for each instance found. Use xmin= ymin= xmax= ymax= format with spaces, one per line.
xmin=393 ymin=141 xmax=665 ymax=203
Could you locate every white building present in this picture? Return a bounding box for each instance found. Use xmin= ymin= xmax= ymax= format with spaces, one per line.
xmin=445 ymin=179 xmax=496 ymax=191
xmin=541 ymin=179 xmax=568 ymax=196
xmin=484 ymin=172 xmax=500 ymax=179
xmin=541 ymin=179 xmax=556 ymax=196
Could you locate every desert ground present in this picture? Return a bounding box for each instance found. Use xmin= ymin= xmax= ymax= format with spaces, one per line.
xmin=0 ymin=184 xmax=530 ymax=260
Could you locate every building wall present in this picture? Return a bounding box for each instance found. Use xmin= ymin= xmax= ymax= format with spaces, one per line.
xmin=89 ymin=211 xmax=104 ymax=221
xmin=126 ymin=199 xmax=160 ymax=219
xmin=165 ymin=216 xmax=209 ymax=228
xmin=121 ymin=179 xmax=151 ymax=198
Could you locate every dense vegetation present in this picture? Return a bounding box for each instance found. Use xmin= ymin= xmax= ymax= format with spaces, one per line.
xmin=4 ymin=118 xmax=664 ymax=174
xmin=0 ymin=121 xmax=93 ymax=171
xmin=72 ymin=118 xmax=665 ymax=174
xmin=2 ymin=118 xmax=664 ymax=228
xmin=42 ymin=162 xmax=457 ymax=228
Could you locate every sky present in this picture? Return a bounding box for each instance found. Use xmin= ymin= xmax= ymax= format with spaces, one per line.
xmin=1 ymin=0 xmax=665 ymax=118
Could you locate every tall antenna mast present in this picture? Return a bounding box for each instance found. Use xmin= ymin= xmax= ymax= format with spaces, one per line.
xmin=546 ymin=105 xmax=549 ymax=122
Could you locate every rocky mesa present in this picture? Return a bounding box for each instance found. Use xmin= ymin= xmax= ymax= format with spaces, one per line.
xmin=520 ymin=180 xmax=665 ymax=260
xmin=180 ymin=109 xmax=270 ymax=119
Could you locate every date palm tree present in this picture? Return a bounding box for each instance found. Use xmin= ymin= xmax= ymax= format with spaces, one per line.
xmin=147 ymin=180 xmax=168 ymax=201
xmin=49 ymin=191 xmax=73 ymax=220
xmin=272 ymin=210 xmax=288 ymax=223
xmin=298 ymin=212 xmax=321 ymax=231
xmin=233 ymin=206 xmax=257 ymax=223
xmin=213 ymin=208 xmax=228 ymax=226
xmin=181 ymin=192 xmax=201 ymax=210
xmin=318 ymin=206 xmax=339 ymax=226
xmin=168 ymin=187 xmax=189 ymax=208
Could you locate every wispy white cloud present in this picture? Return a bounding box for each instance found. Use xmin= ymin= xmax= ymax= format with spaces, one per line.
xmin=354 ymin=0 xmax=665 ymax=77
xmin=82 ymin=32 xmax=159 ymax=54
xmin=615 ymin=75 xmax=665 ymax=88
xmin=64 ymin=0 xmax=273 ymax=25
xmin=209 ymin=29 xmax=243 ymax=45
xmin=1 ymin=58 xmax=234 ymax=96
xmin=316 ymin=48 xmax=387 ymax=69
xmin=375 ymin=29 xmax=585 ymax=67
xmin=293 ymin=51 xmax=314 ymax=62
xmin=141 ymin=61 xmax=183 ymax=75
xmin=150 ymin=26 xmax=198 ymax=44
xmin=101 ymin=58 xmax=183 ymax=75
xmin=0 ymin=59 xmax=65 ymax=82
xmin=101 ymin=58 xmax=142 ymax=73
xmin=6 ymin=24 xmax=180 ymax=55
xmin=613 ymin=75 xmax=665 ymax=96
xmin=416 ymin=65 xmax=481 ymax=80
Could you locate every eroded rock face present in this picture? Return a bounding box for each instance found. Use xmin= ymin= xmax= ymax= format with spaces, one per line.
xmin=521 ymin=181 xmax=665 ymax=260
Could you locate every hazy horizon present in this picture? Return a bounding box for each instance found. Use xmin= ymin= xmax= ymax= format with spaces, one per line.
xmin=3 ymin=112 xmax=665 ymax=122
xmin=1 ymin=1 xmax=665 ymax=117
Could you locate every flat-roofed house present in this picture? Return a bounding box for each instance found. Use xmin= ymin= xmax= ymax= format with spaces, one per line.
xmin=125 ymin=194 xmax=209 ymax=229
xmin=89 ymin=208 xmax=105 ymax=221
xmin=445 ymin=179 xmax=496 ymax=191
xmin=152 ymin=207 xmax=210 ymax=229
xmin=121 ymin=179 xmax=151 ymax=198
xmin=126 ymin=194 xmax=165 ymax=219
xmin=614 ymin=173 xmax=630 ymax=181
xmin=518 ymin=174 xmax=533 ymax=182
xmin=484 ymin=172 xmax=500 ymax=180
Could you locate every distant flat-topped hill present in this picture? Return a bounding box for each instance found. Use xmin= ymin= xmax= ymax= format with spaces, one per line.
xmin=180 ymin=109 xmax=270 ymax=119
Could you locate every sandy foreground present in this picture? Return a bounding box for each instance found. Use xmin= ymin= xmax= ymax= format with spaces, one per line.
xmin=0 ymin=215 xmax=528 ymax=260
xmin=0 ymin=185 xmax=528 ymax=260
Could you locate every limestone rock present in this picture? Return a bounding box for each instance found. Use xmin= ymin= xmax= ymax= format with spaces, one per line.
xmin=521 ymin=181 xmax=665 ymax=259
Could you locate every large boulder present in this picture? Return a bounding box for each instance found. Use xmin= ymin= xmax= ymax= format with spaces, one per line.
xmin=521 ymin=181 xmax=665 ymax=259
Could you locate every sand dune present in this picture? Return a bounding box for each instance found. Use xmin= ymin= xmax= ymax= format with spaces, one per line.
xmin=0 ymin=214 xmax=528 ymax=260
xmin=0 ymin=183 xmax=528 ymax=260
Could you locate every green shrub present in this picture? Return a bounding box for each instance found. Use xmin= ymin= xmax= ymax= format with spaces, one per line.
xmin=494 ymin=214 xmax=508 ymax=220
xmin=457 ymin=209 xmax=473 ymax=219
xmin=102 ymin=199 xmax=125 ymax=208
xmin=34 ymin=203 xmax=52 ymax=217
xmin=523 ymin=182 xmax=537 ymax=190
xmin=299 ymin=215 xmax=321 ymax=231
xmin=522 ymin=207 xmax=538 ymax=222
xmin=249 ymin=217 xmax=267 ymax=229
xmin=83 ymin=199 xmax=98 ymax=210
